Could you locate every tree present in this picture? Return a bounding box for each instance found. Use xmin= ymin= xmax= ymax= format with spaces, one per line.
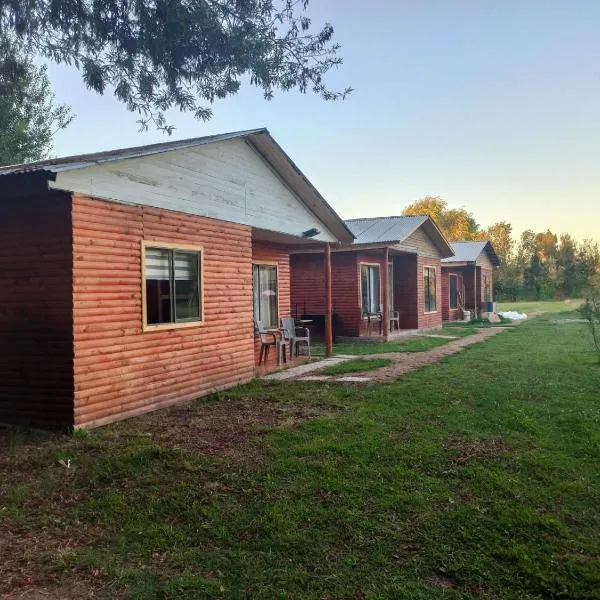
xmin=578 ymin=278 xmax=600 ymax=362
xmin=486 ymin=221 xmax=513 ymax=264
xmin=557 ymin=233 xmax=578 ymax=297
xmin=0 ymin=0 xmax=351 ymax=132
xmin=402 ymin=196 xmax=481 ymax=240
xmin=0 ymin=38 xmax=73 ymax=165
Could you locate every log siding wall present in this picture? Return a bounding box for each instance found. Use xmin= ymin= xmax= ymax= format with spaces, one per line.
xmin=0 ymin=192 xmax=74 ymax=428
xmin=72 ymin=194 xmax=256 ymax=428
xmin=252 ymin=241 xmax=291 ymax=368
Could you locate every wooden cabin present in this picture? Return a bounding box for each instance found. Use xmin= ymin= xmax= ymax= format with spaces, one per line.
xmin=441 ymin=241 xmax=501 ymax=321
xmin=0 ymin=129 xmax=353 ymax=429
xmin=290 ymin=215 xmax=454 ymax=340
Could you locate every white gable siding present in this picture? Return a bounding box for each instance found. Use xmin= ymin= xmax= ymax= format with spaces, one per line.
xmin=49 ymin=139 xmax=337 ymax=243
xmin=396 ymin=227 xmax=441 ymax=258
xmin=476 ymin=253 xmax=494 ymax=269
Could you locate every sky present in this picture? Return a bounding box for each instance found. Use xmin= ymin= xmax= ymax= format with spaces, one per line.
xmin=46 ymin=0 xmax=600 ymax=243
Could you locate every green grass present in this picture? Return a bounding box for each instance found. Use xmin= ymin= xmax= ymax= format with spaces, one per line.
xmin=441 ymin=325 xmax=482 ymax=337
xmin=320 ymin=358 xmax=392 ymax=376
xmin=314 ymin=336 xmax=451 ymax=356
xmin=497 ymin=299 xmax=583 ymax=314
xmin=2 ymin=311 xmax=600 ymax=599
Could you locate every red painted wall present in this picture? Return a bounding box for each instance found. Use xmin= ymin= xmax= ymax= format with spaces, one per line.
xmin=72 ymin=195 xmax=257 ymax=428
xmin=441 ymin=268 xmax=464 ymax=321
xmin=291 ymin=249 xmax=430 ymax=337
xmin=0 ymin=192 xmax=74 ymax=428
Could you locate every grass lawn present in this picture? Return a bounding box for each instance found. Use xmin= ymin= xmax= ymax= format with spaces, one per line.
xmin=2 ymin=311 xmax=600 ymax=598
xmin=497 ymin=299 xmax=583 ymax=314
xmin=320 ymin=358 xmax=392 ymax=376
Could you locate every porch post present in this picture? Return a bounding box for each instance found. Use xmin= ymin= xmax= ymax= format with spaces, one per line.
xmin=382 ymin=247 xmax=389 ymax=338
xmin=473 ymin=265 xmax=477 ymax=318
xmin=324 ymin=243 xmax=333 ymax=356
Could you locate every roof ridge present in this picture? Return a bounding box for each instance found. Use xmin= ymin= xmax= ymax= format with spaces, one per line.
xmin=344 ymin=214 xmax=427 ymax=222
xmin=0 ymin=127 xmax=268 ymax=173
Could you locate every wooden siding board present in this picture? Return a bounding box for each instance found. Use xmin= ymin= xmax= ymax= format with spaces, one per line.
xmin=72 ymin=195 xmax=256 ymax=428
xmin=0 ymin=192 xmax=74 ymax=428
xmin=52 ymin=139 xmax=338 ymax=243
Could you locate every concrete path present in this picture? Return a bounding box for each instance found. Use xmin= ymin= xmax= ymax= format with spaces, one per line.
xmin=262 ymin=355 xmax=355 ymax=381
xmin=266 ymin=327 xmax=506 ymax=384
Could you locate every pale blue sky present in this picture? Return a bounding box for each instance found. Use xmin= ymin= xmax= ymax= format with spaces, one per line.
xmin=47 ymin=0 xmax=600 ymax=242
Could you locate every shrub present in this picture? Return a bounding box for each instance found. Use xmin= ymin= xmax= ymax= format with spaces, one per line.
xmin=578 ymin=285 xmax=600 ymax=361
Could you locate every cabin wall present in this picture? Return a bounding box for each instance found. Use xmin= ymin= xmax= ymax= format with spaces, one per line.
xmin=399 ymin=227 xmax=443 ymax=258
xmin=290 ymin=252 xmax=361 ymax=338
xmin=72 ymin=194 xmax=256 ymax=428
xmin=417 ymin=257 xmax=443 ymax=329
xmin=355 ymin=250 xmax=389 ymax=337
xmin=441 ymin=268 xmax=465 ymax=321
xmin=0 ymin=192 xmax=74 ymax=428
xmin=252 ymin=241 xmax=291 ymax=368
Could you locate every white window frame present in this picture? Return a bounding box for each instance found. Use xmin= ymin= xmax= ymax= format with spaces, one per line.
xmin=252 ymin=262 xmax=280 ymax=330
xmin=141 ymin=240 xmax=204 ymax=332
xmin=360 ymin=262 xmax=381 ymax=316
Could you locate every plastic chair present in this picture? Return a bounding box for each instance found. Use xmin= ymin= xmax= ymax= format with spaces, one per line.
xmin=281 ymin=317 xmax=311 ymax=359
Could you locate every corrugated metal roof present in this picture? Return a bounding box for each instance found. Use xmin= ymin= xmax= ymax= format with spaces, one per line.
xmin=442 ymin=241 xmax=500 ymax=265
xmin=0 ymin=128 xmax=266 ymax=176
xmin=344 ymin=215 xmax=428 ymax=244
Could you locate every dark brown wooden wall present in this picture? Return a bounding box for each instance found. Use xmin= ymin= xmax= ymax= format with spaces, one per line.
xmin=72 ymin=194 xmax=256 ymax=428
xmin=0 ymin=192 xmax=74 ymax=428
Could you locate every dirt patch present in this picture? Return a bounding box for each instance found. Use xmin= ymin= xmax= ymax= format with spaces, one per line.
xmin=338 ymin=328 xmax=506 ymax=383
xmin=114 ymin=397 xmax=334 ymax=458
xmin=0 ymin=521 xmax=115 ymax=599
xmin=425 ymin=572 xmax=456 ymax=590
xmin=445 ymin=437 xmax=511 ymax=465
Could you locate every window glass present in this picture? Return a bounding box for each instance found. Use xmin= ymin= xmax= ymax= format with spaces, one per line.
xmin=253 ymin=264 xmax=278 ymax=329
xmin=174 ymin=251 xmax=200 ymax=321
xmin=361 ymin=264 xmax=380 ymax=315
xmin=144 ymin=246 xmax=201 ymax=326
xmin=424 ymin=267 xmax=437 ymax=312
xmin=145 ymin=247 xmax=172 ymax=325
xmin=449 ymin=274 xmax=458 ymax=309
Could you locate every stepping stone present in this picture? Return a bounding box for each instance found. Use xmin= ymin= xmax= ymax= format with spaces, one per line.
xmin=336 ymin=376 xmax=372 ymax=382
xmin=298 ymin=375 xmax=331 ymax=381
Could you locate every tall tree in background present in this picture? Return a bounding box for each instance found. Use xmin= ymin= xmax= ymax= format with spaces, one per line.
xmin=0 ymin=0 xmax=350 ymax=132
xmin=402 ymin=196 xmax=481 ymax=240
xmin=0 ymin=38 xmax=73 ymax=165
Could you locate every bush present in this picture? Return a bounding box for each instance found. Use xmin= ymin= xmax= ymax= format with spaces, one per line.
xmin=578 ymin=286 xmax=600 ymax=361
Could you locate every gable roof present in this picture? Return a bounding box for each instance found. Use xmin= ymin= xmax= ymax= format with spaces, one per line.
xmin=344 ymin=215 xmax=454 ymax=258
xmin=441 ymin=241 xmax=501 ymax=266
xmin=0 ymin=128 xmax=354 ymax=244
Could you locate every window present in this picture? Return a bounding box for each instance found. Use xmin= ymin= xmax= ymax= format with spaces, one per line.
xmin=483 ymin=274 xmax=491 ymax=302
xmin=424 ymin=267 xmax=437 ymax=313
xmin=449 ymin=274 xmax=458 ymax=310
xmin=143 ymin=244 xmax=202 ymax=328
xmin=253 ymin=264 xmax=278 ymax=329
xmin=361 ymin=264 xmax=380 ymax=315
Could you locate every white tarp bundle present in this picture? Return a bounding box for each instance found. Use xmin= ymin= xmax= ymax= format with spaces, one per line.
xmin=499 ymin=311 xmax=528 ymax=320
